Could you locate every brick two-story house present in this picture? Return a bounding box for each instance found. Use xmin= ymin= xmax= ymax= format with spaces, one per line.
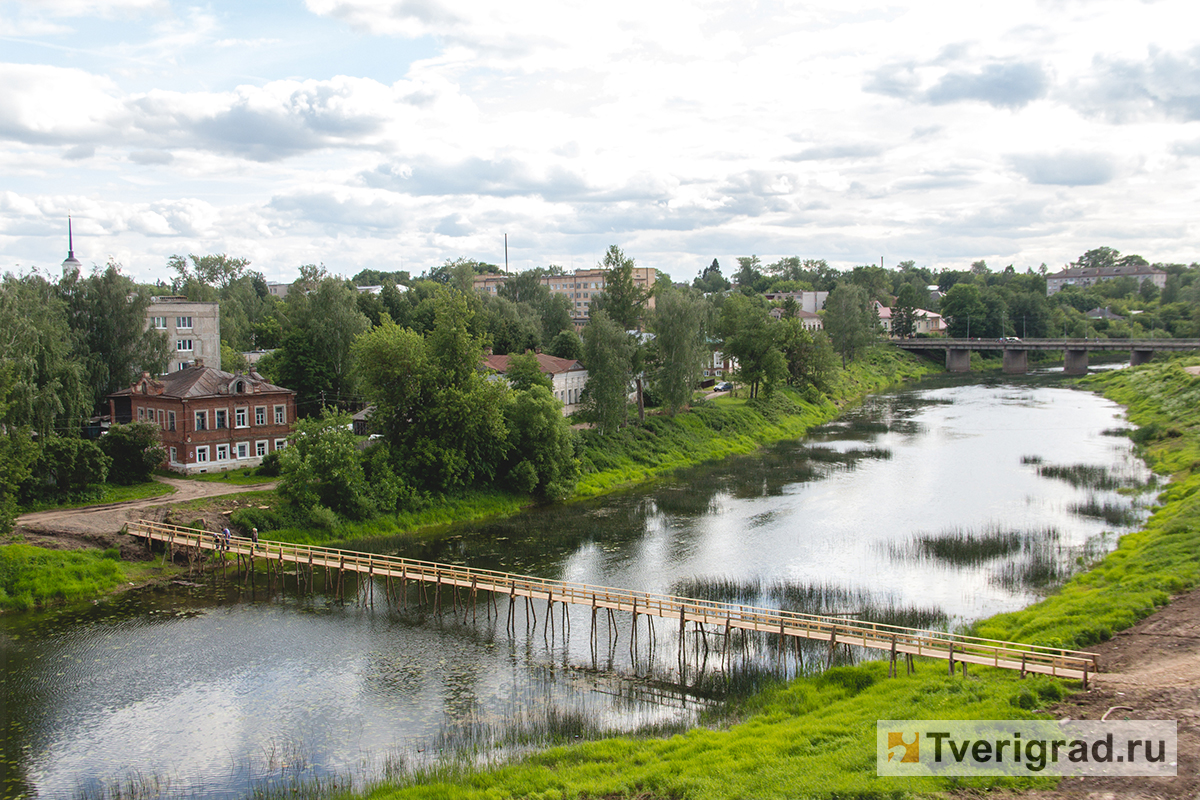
xmin=108 ymin=363 xmax=296 ymax=474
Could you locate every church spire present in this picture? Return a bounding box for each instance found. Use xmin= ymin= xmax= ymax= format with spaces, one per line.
xmin=62 ymin=215 xmax=83 ymax=272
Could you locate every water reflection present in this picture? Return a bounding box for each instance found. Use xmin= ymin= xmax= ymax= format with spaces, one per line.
xmin=1 ymin=375 xmax=1154 ymax=799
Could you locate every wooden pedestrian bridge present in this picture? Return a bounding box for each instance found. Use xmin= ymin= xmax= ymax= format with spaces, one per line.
xmin=128 ymin=519 xmax=1098 ymax=685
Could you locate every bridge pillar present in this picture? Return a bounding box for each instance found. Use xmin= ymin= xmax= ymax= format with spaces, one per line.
xmin=946 ymin=349 xmax=971 ymax=372
xmin=1130 ymin=349 xmax=1154 ymax=367
xmin=1002 ymin=349 xmax=1028 ymax=374
xmin=1064 ymin=349 xmax=1089 ymax=375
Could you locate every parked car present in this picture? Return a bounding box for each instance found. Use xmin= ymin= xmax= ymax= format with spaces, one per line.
xmin=715 ymin=382 xmax=733 ymax=392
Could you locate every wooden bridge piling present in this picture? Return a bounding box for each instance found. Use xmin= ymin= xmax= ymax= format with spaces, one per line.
xmin=126 ymin=520 xmax=1100 ymax=683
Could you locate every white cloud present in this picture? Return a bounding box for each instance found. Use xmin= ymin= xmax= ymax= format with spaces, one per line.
xmin=1008 ymin=152 xmax=1118 ymax=186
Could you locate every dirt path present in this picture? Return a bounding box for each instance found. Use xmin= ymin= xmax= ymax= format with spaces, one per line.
xmin=12 ymin=477 xmax=276 ymax=557
xmin=990 ymin=586 xmax=1200 ymax=800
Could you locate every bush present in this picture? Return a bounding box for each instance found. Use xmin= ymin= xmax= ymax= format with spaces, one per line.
xmin=257 ymin=450 xmax=282 ymax=477
xmin=101 ymin=422 xmax=166 ymax=484
xmin=22 ymin=436 xmax=110 ymax=502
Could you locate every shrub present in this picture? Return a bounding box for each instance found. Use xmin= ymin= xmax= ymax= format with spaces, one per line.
xmin=101 ymin=422 xmax=166 ymax=484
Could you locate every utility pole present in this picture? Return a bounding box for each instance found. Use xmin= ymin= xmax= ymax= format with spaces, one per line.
xmin=504 ymin=234 xmax=508 ymax=275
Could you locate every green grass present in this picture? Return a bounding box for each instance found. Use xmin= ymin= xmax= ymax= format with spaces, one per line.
xmin=354 ymin=665 xmax=1062 ymax=800
xmin=316 ymin=355 xmax=1200 ymax=800
xmin=0 ymin=544 xmax=128 ymax=610
xmin=972 ymin=356 xmax=1200 ymax=648
xmin=159 ymin=467 xmax=278 ymax=486
xmin=18 ymin=479 xmax=175 ymax=513
xmin=573 ymin=347 xmax=939 ymax=497
xmin=228 ymin=489 xmax=530 ymax=546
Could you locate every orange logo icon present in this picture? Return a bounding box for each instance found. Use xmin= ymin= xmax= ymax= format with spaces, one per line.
xmin=887 ymin=731 xmax=919 ymax=763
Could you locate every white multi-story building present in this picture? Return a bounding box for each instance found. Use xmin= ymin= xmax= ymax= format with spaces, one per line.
xmin=147 ymin=296 xmax=221 ymax=372
xmin=1046 ymin=265 xmax=1167 ymax=295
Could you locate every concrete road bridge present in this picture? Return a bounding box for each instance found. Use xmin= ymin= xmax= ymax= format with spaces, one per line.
xmin=893 ymin=338 xmax=1200 ymax=374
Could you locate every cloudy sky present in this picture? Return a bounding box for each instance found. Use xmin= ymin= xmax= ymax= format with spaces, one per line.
xmin=2 ymin=0 xmax=1198 ymax=285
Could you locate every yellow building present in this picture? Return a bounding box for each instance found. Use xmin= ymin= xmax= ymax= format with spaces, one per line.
xmin=473 ymin=267 xmax=656 ymax=330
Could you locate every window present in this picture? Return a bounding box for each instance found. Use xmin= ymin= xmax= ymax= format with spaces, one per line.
xmin=156 ymin=409 xmax=164 ymax=425
xmin=151 ymin=316 xmax=167 ymax=329
xmin=169 ymin=446 xmax=177 ymax=463
xmin=256 ymin=441 xmax=267 ymax=457
xmin=168 ymin=411 xmax=176 ymax=431
xmin=176 ymin=316 xmax=193 ymax=329
xmin=237 ymin=442 xmax=248 ymax=459
xmin=255 ymin=406 xmax=266 ymax=426
xmin=137 ymin=407 xmax=144 ymax=420
xmin=273 ymin=405 xmax=285 ymax=425
xmin=194 ymin=410 xmax=207 ymax=431
xmin=274 ymin=438 xmax=287 ymax=450
xmin=215 ymin=409 xmax=227 ymax=429
xmin=235 ymin=408 xmax=247 ymax=427
xmin=177 ymin=339 xmax=193 ymax=351
xmin=216 ymin=444 xmax=229 ymax=461
xmin=196 ymin=446 xmax=209 ymax=463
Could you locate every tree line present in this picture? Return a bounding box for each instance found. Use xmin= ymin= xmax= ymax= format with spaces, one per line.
xmin=5 ymin=244 xmax=1199 ymax=534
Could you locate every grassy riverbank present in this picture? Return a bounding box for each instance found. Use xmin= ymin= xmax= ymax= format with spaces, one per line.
xmin=0 ymin=544 xmax=127 ymax=611
xmin=973 ymin=357 xmax=1200 ymax=648
xmin=574 ymin=346 xmax=937 ymax=497
xmin=319 ymin=356 xmax=1200 ymax=800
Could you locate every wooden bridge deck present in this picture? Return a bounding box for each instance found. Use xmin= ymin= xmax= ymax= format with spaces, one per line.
xmin=128 ymin=519 xmax=1099 ymax=683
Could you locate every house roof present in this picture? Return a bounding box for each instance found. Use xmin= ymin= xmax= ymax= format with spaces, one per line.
xmin=108 ymin=365 xmax=292 ymax=400
xmin=482 ymin=352 xmax=585 ymax=375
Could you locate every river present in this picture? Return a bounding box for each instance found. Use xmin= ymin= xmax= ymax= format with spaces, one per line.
xmin=0 ymin=374 xmax=1153 ymax=799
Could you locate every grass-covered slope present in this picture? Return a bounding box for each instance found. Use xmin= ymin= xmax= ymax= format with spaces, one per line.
xmin=574 ymin=347 xmax=938 ymax=497
xmin=973 ymin=358 xmax=1200 ymax=647
xmin=0 ymin=544 xmax=127 ymax=611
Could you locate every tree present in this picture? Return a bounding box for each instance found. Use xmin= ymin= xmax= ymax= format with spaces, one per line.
xmin=719 ymin=294 xmax=786 ymax=398
xmin=24 ymin=436 xmax=110 ymax=502
xmin=778 ymin=319 xmax=836 ymax=395
xmin=648 ymin=285 xmax=707 ymax=415
xmin=582 ymin=310 xmax=634 ymax=436
xmin=278 ymin=409 xmax=376 ymax=520
xmin=0 ymin=273 xmax=89 ymax=437
xmin=592 ymin=245 xmax=649 ymax=330
xmin=505 ymin=351 xmax=552 ymax=392
xmin=891 ymin=284 xmax=921 ymax=338
xmin=169 ymin=253 xmax=250 ymax=291
xmin=100 ymin=422 xmax=165 ymax=484
xmin=547 ymin=329 xmax=583 ymax=361
xmin=268 ymin=277 xmax=369 ymax=412
xmin=822 ymin=283 xmax=877 ymax=367
xmin=734 ymin=256 xmax=768 ymax=296
xmin=352 ymin=293 xmax=510 ymax=493
xmin=694 ymin=259 xmax=731 ymax=293
xmin=0 ymin=365 xmax=38 ymax=533
xmin=58 ymin=262 xmax=171 ymax=412
xmin=1074 ymin=247 xmax=1120 ymax=271
xmin=940 ymin=283 xmax=988 ymax=338
xmin=502 ymin=385 xmax=578 ymax=500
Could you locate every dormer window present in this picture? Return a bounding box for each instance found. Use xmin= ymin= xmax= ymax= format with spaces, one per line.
xmin=235 ymin=380 xmax=246 ymax=394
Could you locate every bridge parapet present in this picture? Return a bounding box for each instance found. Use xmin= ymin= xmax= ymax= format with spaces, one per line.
xmin=893 ymin=338 xmax=1200 ymax=374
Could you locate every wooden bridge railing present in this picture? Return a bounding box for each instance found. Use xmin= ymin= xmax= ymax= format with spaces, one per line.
xmin=128 ymin=519 xmax=1099 ymax=682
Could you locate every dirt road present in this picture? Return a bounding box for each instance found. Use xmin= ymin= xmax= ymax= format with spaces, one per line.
xmin=991 ymin=585 xmax=1200 ymax=800
xmin=13 ymin=477 xmax=276 ymax=555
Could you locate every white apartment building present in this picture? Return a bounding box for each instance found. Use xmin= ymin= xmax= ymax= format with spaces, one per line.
xmin=147 ymin=296 xmax=221 ymax=372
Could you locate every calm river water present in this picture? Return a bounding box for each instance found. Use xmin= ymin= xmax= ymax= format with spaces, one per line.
xmin=0 ymin=374 xmax=1153 ymax=799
